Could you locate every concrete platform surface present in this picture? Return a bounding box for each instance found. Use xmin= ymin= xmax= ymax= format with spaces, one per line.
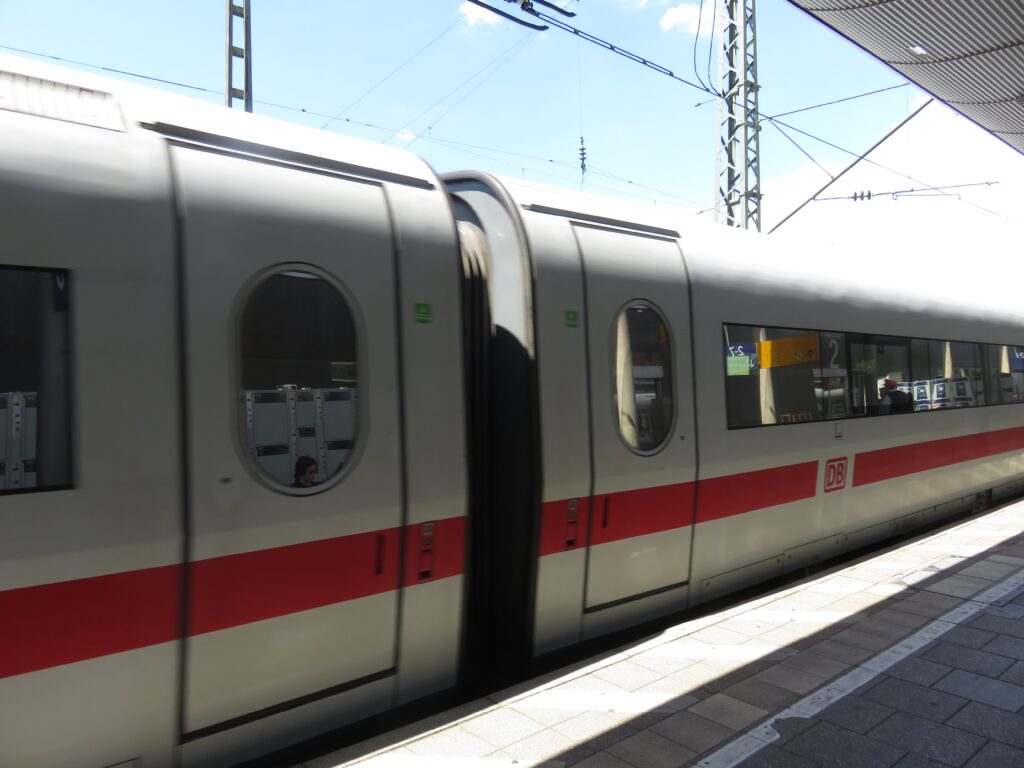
xmin=296 ymin=499 xmax=1024 ymax=768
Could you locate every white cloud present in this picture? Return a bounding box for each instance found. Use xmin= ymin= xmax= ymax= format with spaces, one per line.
xmin=458 ymin=2 xmax=501 ymax=27
xmin=660 ymin=2 xmax=715 ymax=36
xmin=617 ymin=0 xmax=675 ymax=8
xmin=395 ymin=129 xmax=417 ymax=142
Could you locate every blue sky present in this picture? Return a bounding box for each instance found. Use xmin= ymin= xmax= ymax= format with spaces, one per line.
xmin=2 ymin=0 xmax=1022 ymax=241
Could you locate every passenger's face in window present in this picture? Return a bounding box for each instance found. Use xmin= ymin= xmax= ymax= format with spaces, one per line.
xmin=299 ymin=463 xmax=318 ymax=487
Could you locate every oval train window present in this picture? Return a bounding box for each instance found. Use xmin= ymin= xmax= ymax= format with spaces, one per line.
xmin=239 ymin=269 xmax=357 ymax=491
xmin=614 ymin=301 xmax=673 ymax=453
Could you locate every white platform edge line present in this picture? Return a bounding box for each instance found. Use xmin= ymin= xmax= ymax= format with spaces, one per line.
xmin=694 ymin=563 xmax=1024 ymax=768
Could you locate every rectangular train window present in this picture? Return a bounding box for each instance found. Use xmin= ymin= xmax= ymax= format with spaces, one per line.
xmin=985 ymin=344 xmax=1024 ymax=404
xmin=724 ymin=324 xmax=823 ymax=428
xmin=907 ymin=340 xmax=984 ymax=410
xmin=1012 ymin=346 xmax=1024 ymax=401
xmin=817 ymin=331 xmax=851 ymax=420
xmin=848 ymin=334 xmax=913 ymax=416
xmin=725 ymin=323 xmax=1024 ymax=428
xmin=0 ymin=266 xmax=72 ymax=492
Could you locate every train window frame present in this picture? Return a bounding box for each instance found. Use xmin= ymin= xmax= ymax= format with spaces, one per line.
xmin=611 ymin=299 xmax=676 ymax=456
xmin=1007 ymin=345 xmax=1024 ymax=403
xmin=722 ymin=322 xmax=1024 ymax=430
xmin=723 ymin=324 xmax=826 ymax=429
xmin=233 ymin=263 xmax=362 ymax=495
xmin=0 ymin=264 xmax=74 ymax=495
xmin=984 ymin=344 xmax=1023 ymax=404
xmin=846 ymin=333 xmax=914 ymax=417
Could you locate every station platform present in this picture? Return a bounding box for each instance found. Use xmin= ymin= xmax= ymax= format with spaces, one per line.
xmin=296 ymin=499 xmax=1024 ymax=768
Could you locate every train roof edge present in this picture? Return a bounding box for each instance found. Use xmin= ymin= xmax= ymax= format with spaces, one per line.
xmin=443 ymin=171 xmax=1024 ymax=340
xmin=0 ymin=52 xmax=439 ymax=189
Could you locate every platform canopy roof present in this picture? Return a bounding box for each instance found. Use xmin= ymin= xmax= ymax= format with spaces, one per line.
xmin=786 ymin=0 xmax=1024 ymax=155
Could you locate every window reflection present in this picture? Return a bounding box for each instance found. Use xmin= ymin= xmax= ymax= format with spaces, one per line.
xmin=817 ymin=332 xmax=851 ymax=419
xmin=724 ymin=325 xmax=823 ymax=428
xmin=0 ymin=267 xmax=72 ymax=493
xmin=848 ymin=336 xmax=912 ymax=416
xmin=615 ymin=302 xmax=673 ymax=452
xmin=724 ymin=323 xmax=1024 ymax=429
xmin=985 ymin=345 xmax=1024 ymax=404
xmin=240 ymin=270 xmax=357 ymax=490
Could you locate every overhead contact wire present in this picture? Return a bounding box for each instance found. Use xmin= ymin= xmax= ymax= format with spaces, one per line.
xmin=692 ymin=0 xmax=709 ymax=91
xmin=768 ymin=98 xmax=934 ymax=234
xmin=769 ymin=121 xmax=834 ymax=179
xmin=518 ymin=10 xmax=975 ymax=209
xmin=381 ymin=29 xmax=538 ymax=144
xmin=769 ymin=83 xmax=909 ymax=119
xmin=320 ymin=17 xmax=463 ymax=129
xmin=0 ymin=43 xmax=221 ymax=94
xmin=815 ymin=180 xmax=999 ymax=201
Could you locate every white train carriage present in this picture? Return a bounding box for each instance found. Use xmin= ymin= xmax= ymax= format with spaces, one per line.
xmin=0 ymin=56 xmax=467 ymax=768
xmin=688 ymin=224 xmax=1024 ymax=599
xmin=3 ymin=52 xmax=1024 ymax=768
xmin=446 ymin=173 xmax=1024 ymax=671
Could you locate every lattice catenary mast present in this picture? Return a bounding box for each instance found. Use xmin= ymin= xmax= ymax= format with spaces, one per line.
xmin=226 ymin=0 xmax=253 ymax=112
xmin=715 ymin=0 xmax=761 ymax=231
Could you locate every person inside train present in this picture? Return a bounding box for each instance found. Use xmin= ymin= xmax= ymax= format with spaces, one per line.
xmin=878 ymin=379 xmax=912 ymax=414
xmin=292 ymin=455 xmax=319 ymax=488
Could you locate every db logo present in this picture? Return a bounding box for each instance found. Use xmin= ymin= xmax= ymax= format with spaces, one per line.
xmin=824 ymin=457 xmax=848 ymax=493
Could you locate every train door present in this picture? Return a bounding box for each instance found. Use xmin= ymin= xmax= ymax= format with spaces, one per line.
xmin=171 ymin=146 xmax=403 ymax=763
xmin=575 ymin=225 xmax=697 ymax=625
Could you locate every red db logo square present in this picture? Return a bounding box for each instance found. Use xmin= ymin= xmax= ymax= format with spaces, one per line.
xmin=824 ymin=458 xmax=848 ymax=493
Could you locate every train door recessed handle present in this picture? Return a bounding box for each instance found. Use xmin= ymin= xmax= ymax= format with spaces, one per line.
xmin=418 ymin=522 xmax=435 ymax=579
xmin=566 ymin=498 xmax=578 ymax=547
xmin=602 ymin=496 xmax=610 ymax=529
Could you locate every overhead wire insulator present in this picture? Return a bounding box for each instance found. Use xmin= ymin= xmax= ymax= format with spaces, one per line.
xmin=579 ymin=136 xmax=587 ymax=178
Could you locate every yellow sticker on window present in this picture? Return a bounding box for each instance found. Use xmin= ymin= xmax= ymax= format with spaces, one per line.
xmin=757 ymin=332 xmax=819 ymax=368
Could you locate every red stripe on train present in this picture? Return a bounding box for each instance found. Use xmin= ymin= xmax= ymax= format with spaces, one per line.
xmin=538 ymin=462 xmax=818 ymax=555
xmin=695 ymin=461 xmax=819 ymax=524
xmin=853 ymin=426 xmax=1024 ymax=487
xmin=589 ymin=482 xmax=696 ymax=546
xmin=538 ymin=483 xmax=697 ymax=556
xmin=188 ymin=529 xmax=402 ymax=635
xmin=1 ymin=518 xmax=466 ymax=679
xmin=0 ymin=565 xmax=179 ymax=679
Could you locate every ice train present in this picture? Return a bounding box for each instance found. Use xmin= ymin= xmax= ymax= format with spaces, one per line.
xmin=2 ymin=55 xmax=1024 ymax=767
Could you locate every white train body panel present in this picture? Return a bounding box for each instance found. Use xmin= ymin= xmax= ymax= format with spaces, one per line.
xmin=0 ymin=54 xmax=467 ymax=768
xmin=0 ymin=74 xmax=181 ymax=768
